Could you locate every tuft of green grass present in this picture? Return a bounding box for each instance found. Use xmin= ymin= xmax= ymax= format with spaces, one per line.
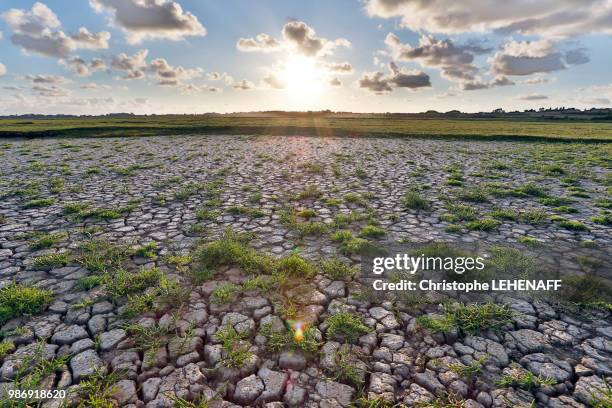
xmin=330 ymin=344 xmax=366 ymax=387
xmin=459 ymin=187 xmax=488 ymax=203
xmin=77 ymin=239 xmax=129 ymax=274
xmin=595 ymin=198 xmax=612 ymax=209
xmin=355 ymin=167 xmax=368 ymax=179
xmin=29 ymin=232 xmax=66 ymax=250
xmin=73 ymin=297 xmax=95 ymax=310
xmin=538 ymin=196 xmax=574 ymax=207
xmin=24 ymin=197 xmax=55 ymax=208
xmin=324 ymin=197 xmax=343 ymax=207
xmin=11 ymin=341 xmax=71 ymax=404
xmin=485 ymin=247 xmax=540 ymax=280
xmin=277 ymin=253 xmax=316 ymax=280
xmin=215 ymin=324 xmax=253 ymax=369
xmin=513 ymin=182 xmax=547 ymax=197
xmin=134 ymin=242 xmax=158 ymax=259
xmin=444 ymin=224 xmax=463 ymax=233
xmin=489 ymin=209 xmax=518 ymax=220
xmin=559 ymin=275 xmax=611 ymax=308
xmin=518 ymin=236 xmax=540 ymax=246
xmin=592 ymin=212 xmax=612 ymax=226
xmin=297 ymin=184 xmax=323 ymax=200
xmin=124 ymin=323 xmax=170 ymax=364
xmin=196 ymin=208 xmax=218 ymax=220
xmin=0 ymin=340 xmax=15 ymax=359
xmin=332 ymin=210 xmax=370 ymax=228
xmin=211 ymin=283 xmax=238 ymax=305
xmin=105 ymin=268 xmax=162 ymax=300
xmin=260 ymin=322 xmax=320 ymax=354
xmin=442 ymin=204 xmax=477 ymax=222
xmin=402 ymin=191 xmax=430 ymax=210
xmin=173 ymin=183 xmax=201 ymax=200
xmin=68 ymin=201 xmax=140 ymax=220
xmin=63 ymin=202 xmax=90 ymax=214
xmin=0 ymin=282 xmax=53 ymax=325
xmin=321 ymin=257 xmax=358 ymax=280
xmin=242 ymin=275 xmax=274 ymax=292
xmin=77 ymin=367 xmax=123 ymax=408
xmin=540 ymin=164 xmax=566 ymax=176
xmin=76 ymin=275 xmax=107 ymax=291
xmin=448 ymin=356 xmax=487 ymax=381
xmin=353 ymin=397 xmax=403 ymax=408
xmin=302 ymin=161 xmax=324 ymax=174
xmin=520 ymin=210 xmax=548 ymax=225
xmin=497 ymin=365 xmax=556 ymax=391
xmin=344 ymin=192 xmax=368 ymax=206
xmin=193 ymin=229 xmax=275 ymax=276
xmin=418 ymin=303 xmax=513 ymax=337
xmin=325 ymin=311 xmax=370 ymax=343
xmin=553 ymin=217 xmax=589 ymax=231
xmin=297 ymin=208 xmax=317 ymax=219
xmin=342 ymin=237 xmax=371 ymax=255
xmin=554 ymin=205 xmax=578 ymax=214
xmin=295 ymin=221 xmax=328 ymax=237
xmin=32 ymin=252 xmax=70 ymax=269
xmin=466 ymin=218 xmax=500 ymax=231
xmin=166 ymin=394 xmax=215 ymax=408
xmin=358 ymin=225 xmax=386 ymax=239
xmin=227 ymin=206 xmax=265 ymax=218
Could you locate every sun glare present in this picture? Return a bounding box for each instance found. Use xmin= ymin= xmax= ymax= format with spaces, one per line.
xmin=279 ymin=55 xmax=325 ymax=100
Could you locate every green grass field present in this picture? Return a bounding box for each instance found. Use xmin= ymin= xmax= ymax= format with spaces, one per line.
xmin=1 ymin=116 xmax=612 ymax=141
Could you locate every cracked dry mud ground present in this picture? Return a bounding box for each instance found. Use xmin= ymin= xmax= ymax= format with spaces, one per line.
xmin=0 ymin=135 xmax=610 ymax=408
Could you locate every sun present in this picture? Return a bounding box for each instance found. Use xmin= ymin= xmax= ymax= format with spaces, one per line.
xmin=278 ymin=55 xmax=325 ymax=100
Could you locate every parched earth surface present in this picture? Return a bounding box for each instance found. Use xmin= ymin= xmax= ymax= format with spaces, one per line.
xmin=0 ymin=135 xmax=611 ymax=407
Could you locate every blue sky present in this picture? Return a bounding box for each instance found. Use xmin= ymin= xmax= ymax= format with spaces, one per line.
xmin=0 ymin=0 xmax=611 ymax=114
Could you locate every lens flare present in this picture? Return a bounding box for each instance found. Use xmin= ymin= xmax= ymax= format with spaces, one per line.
xmin=293 ymin=321 xmax=304 ymax=343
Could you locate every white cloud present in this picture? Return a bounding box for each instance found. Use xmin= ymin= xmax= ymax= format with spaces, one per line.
xmin=322 ymin=62 xmax=354 ymax=74
xmin=2 ymin=2 xmax=60 ymax=35
xmin=282 ymin=21 xmax=350 ymax=57
xmin=364 ymin=0 xmax=612 ymax=37
xmin=206 ymin=72 xmax=233 ymax=86
xmin=90 ymin=0 xmax=206 ymax=44
xmin=461 ymin=76 xmax=514 ymax=91
xmin=358 ymin=62 xmax=430 ymax=94
xmin=2 ymin=2 xmax=109 ymax=58
xmin=517 ymin=93 xmax=549 ymax=100
xmin=111 ymin=49 xmax=148 ymax=79
xmin=358 ymin=72 xmax=392 ymax=94
xmin=60 ymin=57 xmax=107 ymax=76
xmin=236 ymin=21 xmax=350 ymax=58
xmin=522 ymin=77 xmax=553 ymax=85
xmin=0 ymin=63 xmax=6 ymax=76
xmin=70 ymin=27 xmax=110 ymax=50
xmin=149 ymin=58 xmax=202 ymax=86
xmin=24 ymin=74 xmax=69 ymax=84
xmin=179 ymin=83 xmax=221 ymax=94
xmin=384 ymin=32 xmax=513 ymax=91
xmin=330 ymin=77 xmax=342 ymax=87
xmin=262 ymin=73 xmax=284 ymax=89
xmin=385 ymin=32 xmax=492 ymax=85
xmin=32 ymin=84 xmax=71 ymax=97
xmin=236 ymin=33 xmax=280 ymax=52
xmin=233 ymin=79 xmax=254 ymax=90
xmin=80 ymin=82 xmax=98 ymax=89
xmin=490 ymin=40 xmax=589 ymax=76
